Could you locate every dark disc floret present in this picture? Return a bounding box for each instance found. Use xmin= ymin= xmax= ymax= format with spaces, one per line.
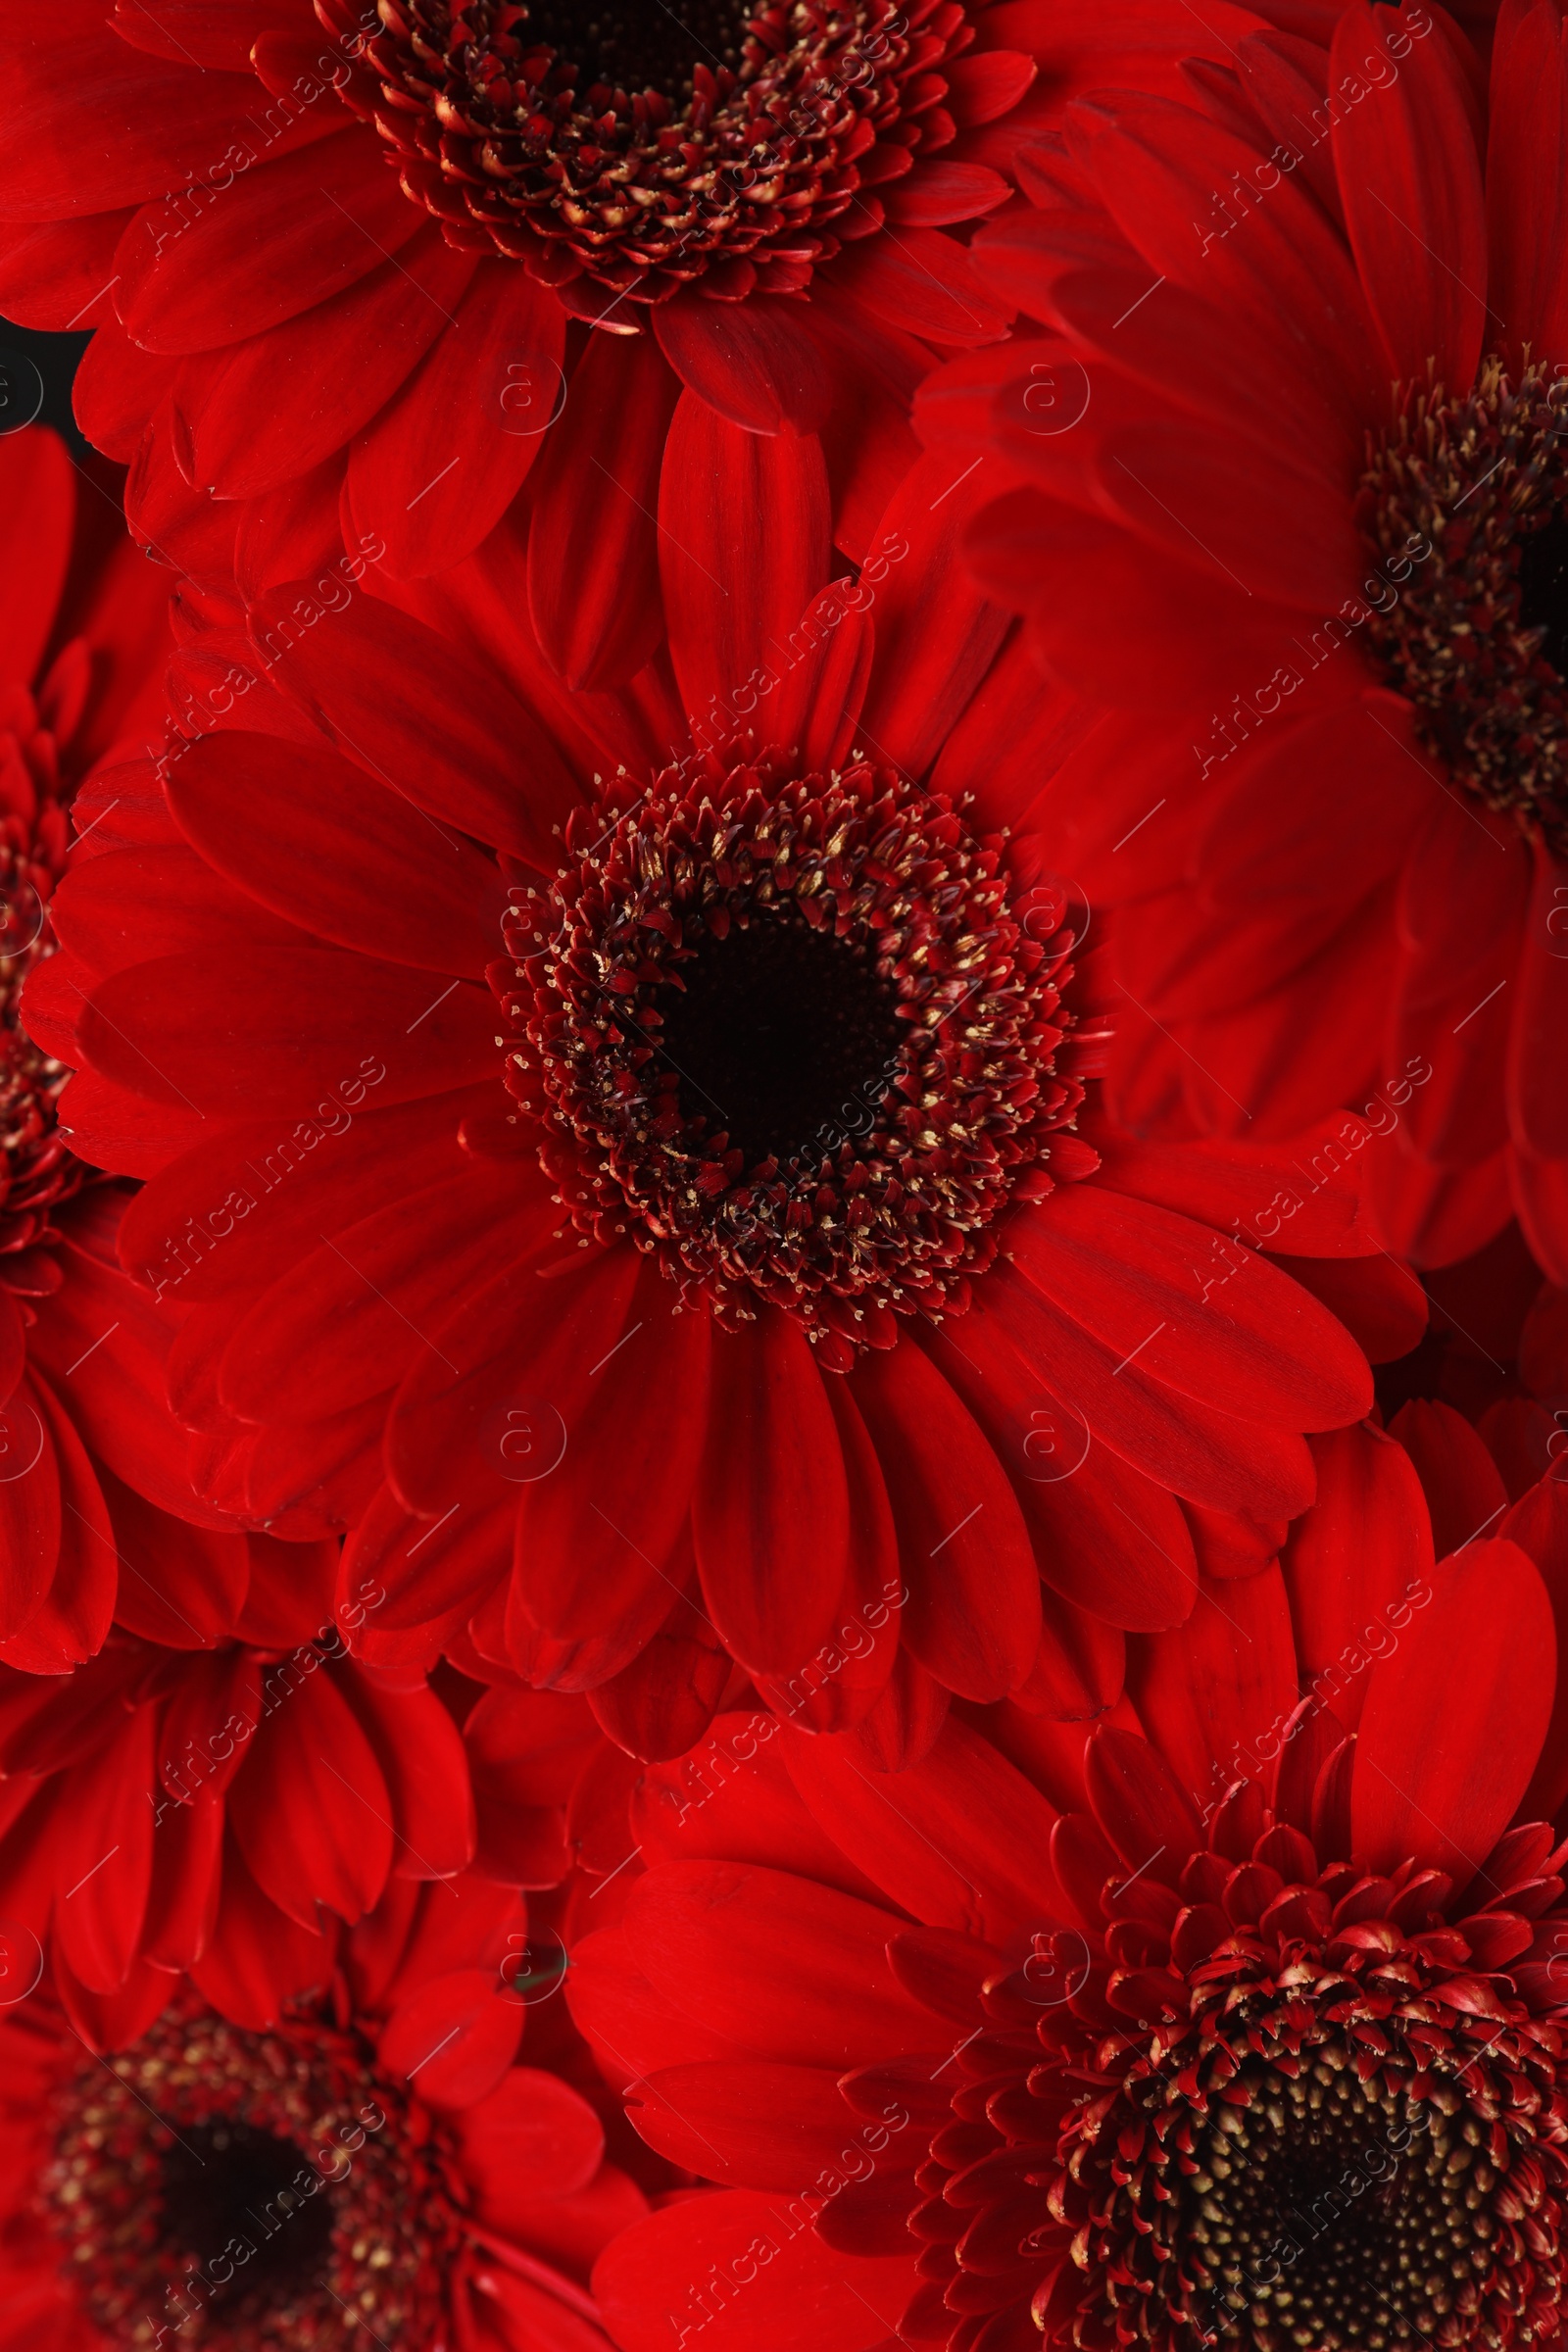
xmin=44 ymin=2000 xmax=460 ymax=2348
xmin=490 ymin=745 xmax=1100 ymax=1366
xmin=1359 ymin=356 xmax=1568 ymax=853
xmin=888 ymin=1788 xmax=1568 ymax=2352
xmin=361 ymin=0 xmax=985 ymax=301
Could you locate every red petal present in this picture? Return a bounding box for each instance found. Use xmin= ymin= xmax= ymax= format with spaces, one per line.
xmin=624 ymin=1862 xmax=926 ymax=2065
xmin=100 ymin=1462 xmax=249 ymax=1648
xmin=53 ymin=1705 xmax=158 ymax=1990
xmin=1329 ymin=0 xmax=1486 ymax=392
xmin=831 ymin=224 xmax=1010 ymax=346
xmin=1083 ymin=1725 xmax=1200 ymax=1887
xmin=1352 ymin=1538 xmax=1555 ymax=1886
xmin=855 ymin=453 xmax=1008 ymax=777
xmin=883 ymin=163 xmax=1010 ymax=226
xmin=118 ymin=1088 xmax=486 ymax=1310
xmin=176 ymin=229 xmax=474 ymax=499
xmin=515 ymin=1276 xmax=711 ymax=1645
xmin=227 ymin=1667 xmax=394 ymax=1925
xmin=1 ymin=10 xmax=299 ymax=216
xmin=188 ymin=1837 xmax=332 ymax=2030
xmin=0 ymin=1374 xmax=61 ymax=1642
xmin=140 ymin=1788 xmax=223 ymax=1971
xmin=453 ymin=2065 xmax=606 ymax=2211
xmin=0 ymin=1375 xmax=114 ymax=1672
xmin=0 ymin=211 xmax=132 ymax=331
xmin=248 ymin=585 xmax=580 ymax=868
xmin=1488 ymin=0 xmax=1568 ymax=365
xmin=377 ymin=1967 xmax=523 ymax=2110
xmin=79 ymin=946 xmax=497 ymax=1116
xmin=337 ymin=1667 xmax=476 ymax=1882
xmin=346 ymin=261 xmax=563 ymax=576
xmin=1504 ymin=1476 xmax=1568 ymax=1819
xmin=779 ymin=1713 xmax=1064 ymax=1939
xmin=849 ymin=1339 xmax=1041 ymax=1702
xmin=1387 ymin=1398 xmax=1507 ymax=1558
xmin=694 ymin=1312 xmax=850 ymax=1675
xmin=628 ymin=2059 xmax=854 ymax=2185
xmin=653 ymin=293 xmax=832 ymax=433
xmin=1128 ymin=1564 xmax=1298 ymax=1824
xmin=1508 ymin=846 xmax=1568 ymax=1159
xmin=0 ymin=431 xmax=73 ymax=691
xmin=659 ymin=393 xmax=831 ymax=728
xmin=1281 ymin=1422 xmax=1435 ymax=1735
xmin=975 ymin=1270 xmax=1318 ymax=1519
xmin=116 ymin=128 xmax=416 ymax=351
xmin=593 ymin=2190 xmax=915 ymax=2352
xmin=527 ymin=331 xmax=680 ymax=692
xmin=387 ymin=1242 xmax=639 ymax=1518
xmin=924 ymin=1316 xmax=1198 ymax=1631
xmin=1010 ymin=1188 xmax=1370 ymax=1430
xmin=220 ymin=1161 xmax=530 ymax=1423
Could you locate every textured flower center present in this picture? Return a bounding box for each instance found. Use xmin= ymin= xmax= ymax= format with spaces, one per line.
xmin=493 ymin=749 xmax=1092 ymax=1360
xmin=1187 ymin=2054 xmax=1499 ymax=2350
xmin=501 ymin=0 xmax=759 ymax=103
xmin=1359 ymin=357 xmax=1568 ymax=851
xmin=901 ymin=1812 xmax=1568 ymax=2352
xmin=45 ymin=2004 xmax=456 ymax=2347
xmin=363 ymin=0 xmax=959 ymax=299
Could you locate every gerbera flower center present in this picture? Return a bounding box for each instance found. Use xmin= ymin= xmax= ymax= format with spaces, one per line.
xmin=910 ymin=1816 xmax=1568 ymax=2352
xmin=1359 ymin=356 xmax=1568 ymax=850
xmin=156 ymin=2121 xmax=337 ymax=2318
xmin=651 ymin=908 xmax=904 ymax=1168
xmin=1186 ymin=2052 xmax=1494 ymax=2351
xmin=364 ymin=0 xmax=945 ymax=298
xmin=493 ymin=748 xmax=1088 ymax=1360
xmin=45 ymin=2003 xmax=456 ymax=2348
xmin=501 ymin=0 xmax=759 ymax=104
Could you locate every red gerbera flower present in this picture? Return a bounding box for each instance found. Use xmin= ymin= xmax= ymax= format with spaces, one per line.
xmin=0 ymin=1878 xmax=647 ymax=2352
xmin=917 ymin=0 xmax=1568 ymax=1281
xmin=0 ymin=0 xmax=1296 ymax=677
xmin=0 ymin=423 xmax=326 ymax=1670
xmin=568 ymin=1422 xmax=1568 ymax=2352
xmin=0 ymin=1533 xmax=605 ymax=2037
xmin=28 ymin=445 xmax=1398 ymax=1762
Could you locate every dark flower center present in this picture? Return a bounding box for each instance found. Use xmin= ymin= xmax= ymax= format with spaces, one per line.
xmin=1518 ymin=509 xmax=1568 ymax=681
xmin=511 ymin=0 xmax=759 ymax=103
xmin=158 ymin=2122 xmax=336 ymax=2321
xmin=493 ymin=748 xmax=1096 ymax=1363
xmin=652 ymin=908 xmax=904 ymax=1170
xmin=46 ymin=2004 xmax=455 ymax=2349
xmin=1189 ymin=2056 xmax=1493 ymax=2352
xmin=1359 ymin=356 xmax=1568 ymax=851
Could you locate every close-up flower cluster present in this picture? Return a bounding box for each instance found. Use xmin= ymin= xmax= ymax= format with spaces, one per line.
xmin=0 ymin=1 xmax=1562 ymax=2347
